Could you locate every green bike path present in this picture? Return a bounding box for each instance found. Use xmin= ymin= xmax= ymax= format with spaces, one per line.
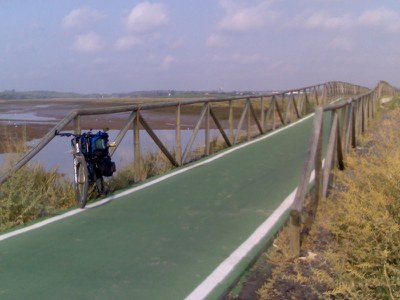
xmin=0 ymin=115 xmax=319 ymax=300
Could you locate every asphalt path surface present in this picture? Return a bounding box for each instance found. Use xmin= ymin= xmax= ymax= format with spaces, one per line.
xmin=0 ymin=114 xmax=323 ymax=299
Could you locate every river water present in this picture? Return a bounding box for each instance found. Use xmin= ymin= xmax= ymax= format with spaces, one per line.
xmin=0 ymin=101 xmax=226 ymax=179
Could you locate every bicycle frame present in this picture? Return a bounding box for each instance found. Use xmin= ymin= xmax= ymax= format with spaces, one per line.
xmin=56 ymin=131 xmax=112 ymax=208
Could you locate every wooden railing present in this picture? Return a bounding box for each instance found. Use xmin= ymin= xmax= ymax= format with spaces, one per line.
xmin=289 ymin=80 xmax=397 ymax=256
xmin=0 ymin=81 xmax=369 ymax=185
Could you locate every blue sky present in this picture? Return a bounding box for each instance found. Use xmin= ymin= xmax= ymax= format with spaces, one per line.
xmin=0 ymin=0 xmax=399 ymax=93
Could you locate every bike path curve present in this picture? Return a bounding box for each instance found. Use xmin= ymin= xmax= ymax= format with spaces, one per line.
xmin=0 ymin=114 xmax=322 ymax=299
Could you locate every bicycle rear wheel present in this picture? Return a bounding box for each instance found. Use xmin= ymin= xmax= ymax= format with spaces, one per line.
xmin=73 ymin=155 xmax=89 ymax=208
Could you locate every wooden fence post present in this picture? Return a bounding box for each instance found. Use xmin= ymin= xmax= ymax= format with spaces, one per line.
xmin=289 ymin=107 xmax=324 ymax=257
xmin=260 ymin=97 xmax=265 ymax=132
xmin=322 ymin=111 xmax=338 ymax=197
xmin=300 ymin=90 xmax=306 ymax=116
xmin=351 ymin=101 xmax=357 ymax=148
xmin=134 ymin=112 xmax=141 ymax=182
xmin=175 ymin=104 xmax=182 ymax=166
xmin=247 ymin=98 xmax=251 ymax=141
xmin=271 ymin=96 xmax=276 ymax=130
xmin=361 ymin=97 xmax=366 ymax=134
xmin=234 ymin=100 xmax=249 ymax=144
xmin=285 ymin=93 xmax=293 ymax=124
xmin=1 ymin=81 xmax=393 ymax=187
xmin=314 ymin=87 xmax=320 ymax=106
xmin=229 ymin=100 xmax=234 ymax=143
xmin=340 ymin=106 xmax=347 ymax=154
xmin=304 ymin=108 xmax=323 ymax=234
xmin=74 ymin=115 xmax=81 ymax=134
xmin=181 ymin=103 xmax=208 ymax=163
xmin=205 ymin=103 xmax=210 ymax=155
xmin=139 ymin=115 xmax=178 ymax=167
xmin=289 ymin=210 xmax=301 ymax=257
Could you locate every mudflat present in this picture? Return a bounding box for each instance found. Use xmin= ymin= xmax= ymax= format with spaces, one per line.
xmin=0 ymin=98 xmax=236 ymax=153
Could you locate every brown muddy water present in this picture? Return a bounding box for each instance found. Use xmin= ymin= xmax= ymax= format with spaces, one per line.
xmin=0 ymin=99 xmax=245 ymax=178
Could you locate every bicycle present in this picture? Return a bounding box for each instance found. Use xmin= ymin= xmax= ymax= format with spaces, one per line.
xmin=56 ymin=130 xmax=116 ymax=208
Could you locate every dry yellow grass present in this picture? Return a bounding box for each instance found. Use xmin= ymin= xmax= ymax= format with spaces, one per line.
xmin=0 ymin=134 xmax=75 ymax=229
xmin=257 ymin=100 xmax=400 ymax=299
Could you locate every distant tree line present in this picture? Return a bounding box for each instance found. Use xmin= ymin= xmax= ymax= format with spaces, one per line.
xmin=0 ymin=90 xmax=84 ymax=100
xmin=0 ymin=89 xmax=265 ymax=100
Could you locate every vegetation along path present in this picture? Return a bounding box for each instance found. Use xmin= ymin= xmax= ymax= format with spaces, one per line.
xmin=0 ymin=113 xmax=330 ymax=299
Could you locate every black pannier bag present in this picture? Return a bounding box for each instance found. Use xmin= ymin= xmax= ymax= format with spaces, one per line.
xmin=99 ymin=156 xmax=116 ymax=177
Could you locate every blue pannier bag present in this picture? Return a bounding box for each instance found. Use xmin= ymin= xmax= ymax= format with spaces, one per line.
xmin=79 ymin=131 xmax=116 ymax=177
xmin=80 ymin=131 xmax=109 ymax=157
xmin=91 ymin=131 xmax=109 ymax=157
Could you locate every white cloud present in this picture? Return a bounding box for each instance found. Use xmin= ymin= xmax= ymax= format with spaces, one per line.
xmin=125 ymin=2 xmax=169 ymax=33
xmin=292 ymin=8 xmax=400 ymax=33
xmin=72 ymin=32 xmax=104 ymax=53
xmin=217 ymin=0 xmax=278 ymax=32
xmin=328 ymin=37 xmax=355 ymax=51
xmin=358 ymin=8 xmax=400 ymax=32
xmin=92 ymin=57 xmax=112 ymax=65
xmin=114 ymin=35 xmax=142 ymax=51
xmin=167 ymin=38 xmax=184 ymax=49
xmin=161 ymin=54 xmax=175 ymax=69
xmin=146 ymin=54 xmax=176 ymax=69
xmin=206 ymin=34 xmax=228 ymax=47
xmin=61 ymin=7 xmax=104 ymax=30
xmin=212 ymin=53 xmax=270 ymax=64
xmin=292 ymin=10 xmax=352 ymax=30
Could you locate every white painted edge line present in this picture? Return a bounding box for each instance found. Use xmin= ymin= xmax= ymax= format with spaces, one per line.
xmin=185 ymin=169 xmax=316 ymax=300
xmin=0 ymin=113 xmax=314 ymax=243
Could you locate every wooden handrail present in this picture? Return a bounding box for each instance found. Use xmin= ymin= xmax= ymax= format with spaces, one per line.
xmin=0 ymin=81 xmax=374 ymax=185
xmin=288 ymin=80 xmax=397 ymax=256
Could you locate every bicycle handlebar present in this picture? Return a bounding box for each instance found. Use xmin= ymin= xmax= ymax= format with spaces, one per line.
xmin=55 ymin=130 xmax=115 ymax=148
xmin=55 ymin=131 xmax=75 ymax=137
xmin=55 ymin=130 xmax=94 ymax=138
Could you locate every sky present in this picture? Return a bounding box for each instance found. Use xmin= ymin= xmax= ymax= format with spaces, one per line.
xmin=0 ymin=0 xmax=399 ymax=93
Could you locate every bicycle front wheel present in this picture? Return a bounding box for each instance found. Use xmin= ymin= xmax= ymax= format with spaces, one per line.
xmin=73 ymin=155 xmax=89 ymax=208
